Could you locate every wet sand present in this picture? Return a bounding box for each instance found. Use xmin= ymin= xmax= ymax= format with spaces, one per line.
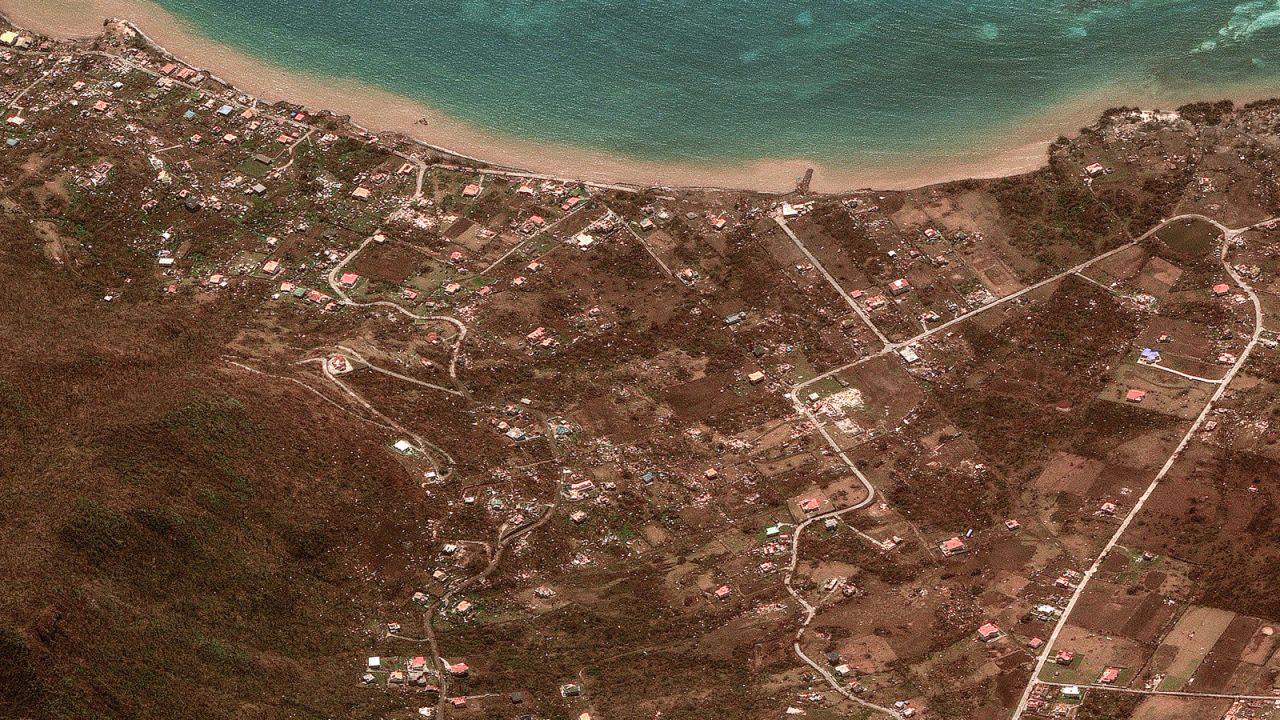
xmin=2 ymin=0 xmax=1277 ymax=193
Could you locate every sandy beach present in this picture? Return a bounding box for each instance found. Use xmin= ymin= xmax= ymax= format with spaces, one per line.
xmin=2 ymin=0 xmax=1277 ymax=193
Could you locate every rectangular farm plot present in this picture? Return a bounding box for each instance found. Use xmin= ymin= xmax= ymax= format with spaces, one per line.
xmin=1184 ymin=614 xmax=1280 ymax=694
xmin=1152 ymin=605 xmax=1237 ymax=690
xmin=1039 ymin=623 xmax=1146 ymax=686
xmin=1126 ymin=696 xmax=1234 ymax=720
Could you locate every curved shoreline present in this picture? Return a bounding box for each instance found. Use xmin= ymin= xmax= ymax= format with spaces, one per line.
xmin=5 ymin=0 xmax=1280 ymax=193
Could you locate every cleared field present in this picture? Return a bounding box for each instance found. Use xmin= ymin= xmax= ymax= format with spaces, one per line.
xmin=1155 ymin=605 xmax=1238 ymax=690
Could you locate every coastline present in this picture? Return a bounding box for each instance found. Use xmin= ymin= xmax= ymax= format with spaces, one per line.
xmin=3 ymin=0 xmax=1279 ymax=193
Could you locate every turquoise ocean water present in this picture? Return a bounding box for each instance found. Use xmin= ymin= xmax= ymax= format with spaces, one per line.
xmin=151 ymin=0 xmax=1280 ymax=166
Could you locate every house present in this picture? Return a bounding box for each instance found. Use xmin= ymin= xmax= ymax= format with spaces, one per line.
xmin=765 ymin=525 xmax=781 ymax=538
xmin=462 ymin=183 xmax=481 ymax=197
xmin=976 ymin=622 xmax=1001 ymax=642
xmin=448 ymin=662 xmax=469 ymax=676
xmin=455 ymin=600 xmax=472 ymax=613
xmin=1054 ymin=649 xmax=1075 ymax=665
xmin=888 ymin=278 xmax=911 ymax=296
xmin=1061 ymin=685 xmax=1082 ymax=699
xmin=800 ymin=498 xmax=821 ymax=513
xmin=510 ymin=692 xmax=525 ymax=704
xmin=824 ymin=517 xmax=838 ymax=530
xmin=1125 ymin=388 xmax=1147 ymax=402
xmin=449 ymin=697 xmax=467 ymax=708
xmin=940 ymin=536 xmax=967 ymax=556
xmin=92 ymin=100 xmax=109 ymax=112
xmin=826 ymin=651 xmax=842 ymax=665
xmin=408 ymin=656 xmax=427 ymax=672
xmin=833 ymin=664 xmax=851 ymax=677
xmin=388 ymin=671 xmax=405 ymax=684
xmin=899 ymin=346 xmax=920 ymax=364
xmin=367 ymin=656 xmax=381 ymax=669
xmin=560 ymin=683 xmax=582 ymax=697
xmin=561 ymin=196 xmax=582 ymax=211
xmin=714 ymin=585 xmax=732 ymax=600
xmin=217 ymin=104 xmax=234 ymax=116
xmin=865 ymin=294 xmax=888 ymax=310
xmin=250 ymin=183 xmax=267 ymax=195
xmin=339 ymin=272 xmax=359 ymax=287
xmin=1085 ymin=162 xmax=1105 ymax=176
xmin=351 ymin=186 xmax=371 ymax=200
xmin=748 ymin=370 xmax=766 ymax=384
xmin=1213 ymin=283 xmax=1231 ymax=296
xmin=1027 ymin=637 xmax=1044 ymax=650
xmin=1100 ymin=501 xmax=1117 ymax=514
xmin=1099 ymin=667 xmax=1121 ymax=684
xmin=0 ymin=32 xmax=17 ymax=46
xmin=924 ymin=227 xmax=941 ymax=241
xmin=393 ymin=439 xmax=415 ymax=454
xmin=403 ymin=288 xmax=418 ymax=301
xmin=1005 ymin=519 xmax=1021 ymax=531
xmin=723 ymin=311 xmax=747 ymax=326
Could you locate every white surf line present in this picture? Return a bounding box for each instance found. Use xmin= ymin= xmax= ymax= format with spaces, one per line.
xmin=774 ymin=215 xmax=891 ymax=347
xmin=1009 ymin=218 xmax=1265 ymax=719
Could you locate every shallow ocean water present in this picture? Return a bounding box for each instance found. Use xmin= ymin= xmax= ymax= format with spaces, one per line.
xmin=151 ymin=0 xmax=1280 ymax=165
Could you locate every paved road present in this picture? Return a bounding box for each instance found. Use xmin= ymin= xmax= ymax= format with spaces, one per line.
xmin=1008 ymin=214 xmax=1268 ymax=719
xmin=1036 ymin=679 xmax=1280 ymax=702
xmin=774 ymin=215 xmax=891 ymax=346
xmin=779 ymin=214 xmax=1263 ymax=716
xmin=327 ymin=235 xmax=469 ymax=379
